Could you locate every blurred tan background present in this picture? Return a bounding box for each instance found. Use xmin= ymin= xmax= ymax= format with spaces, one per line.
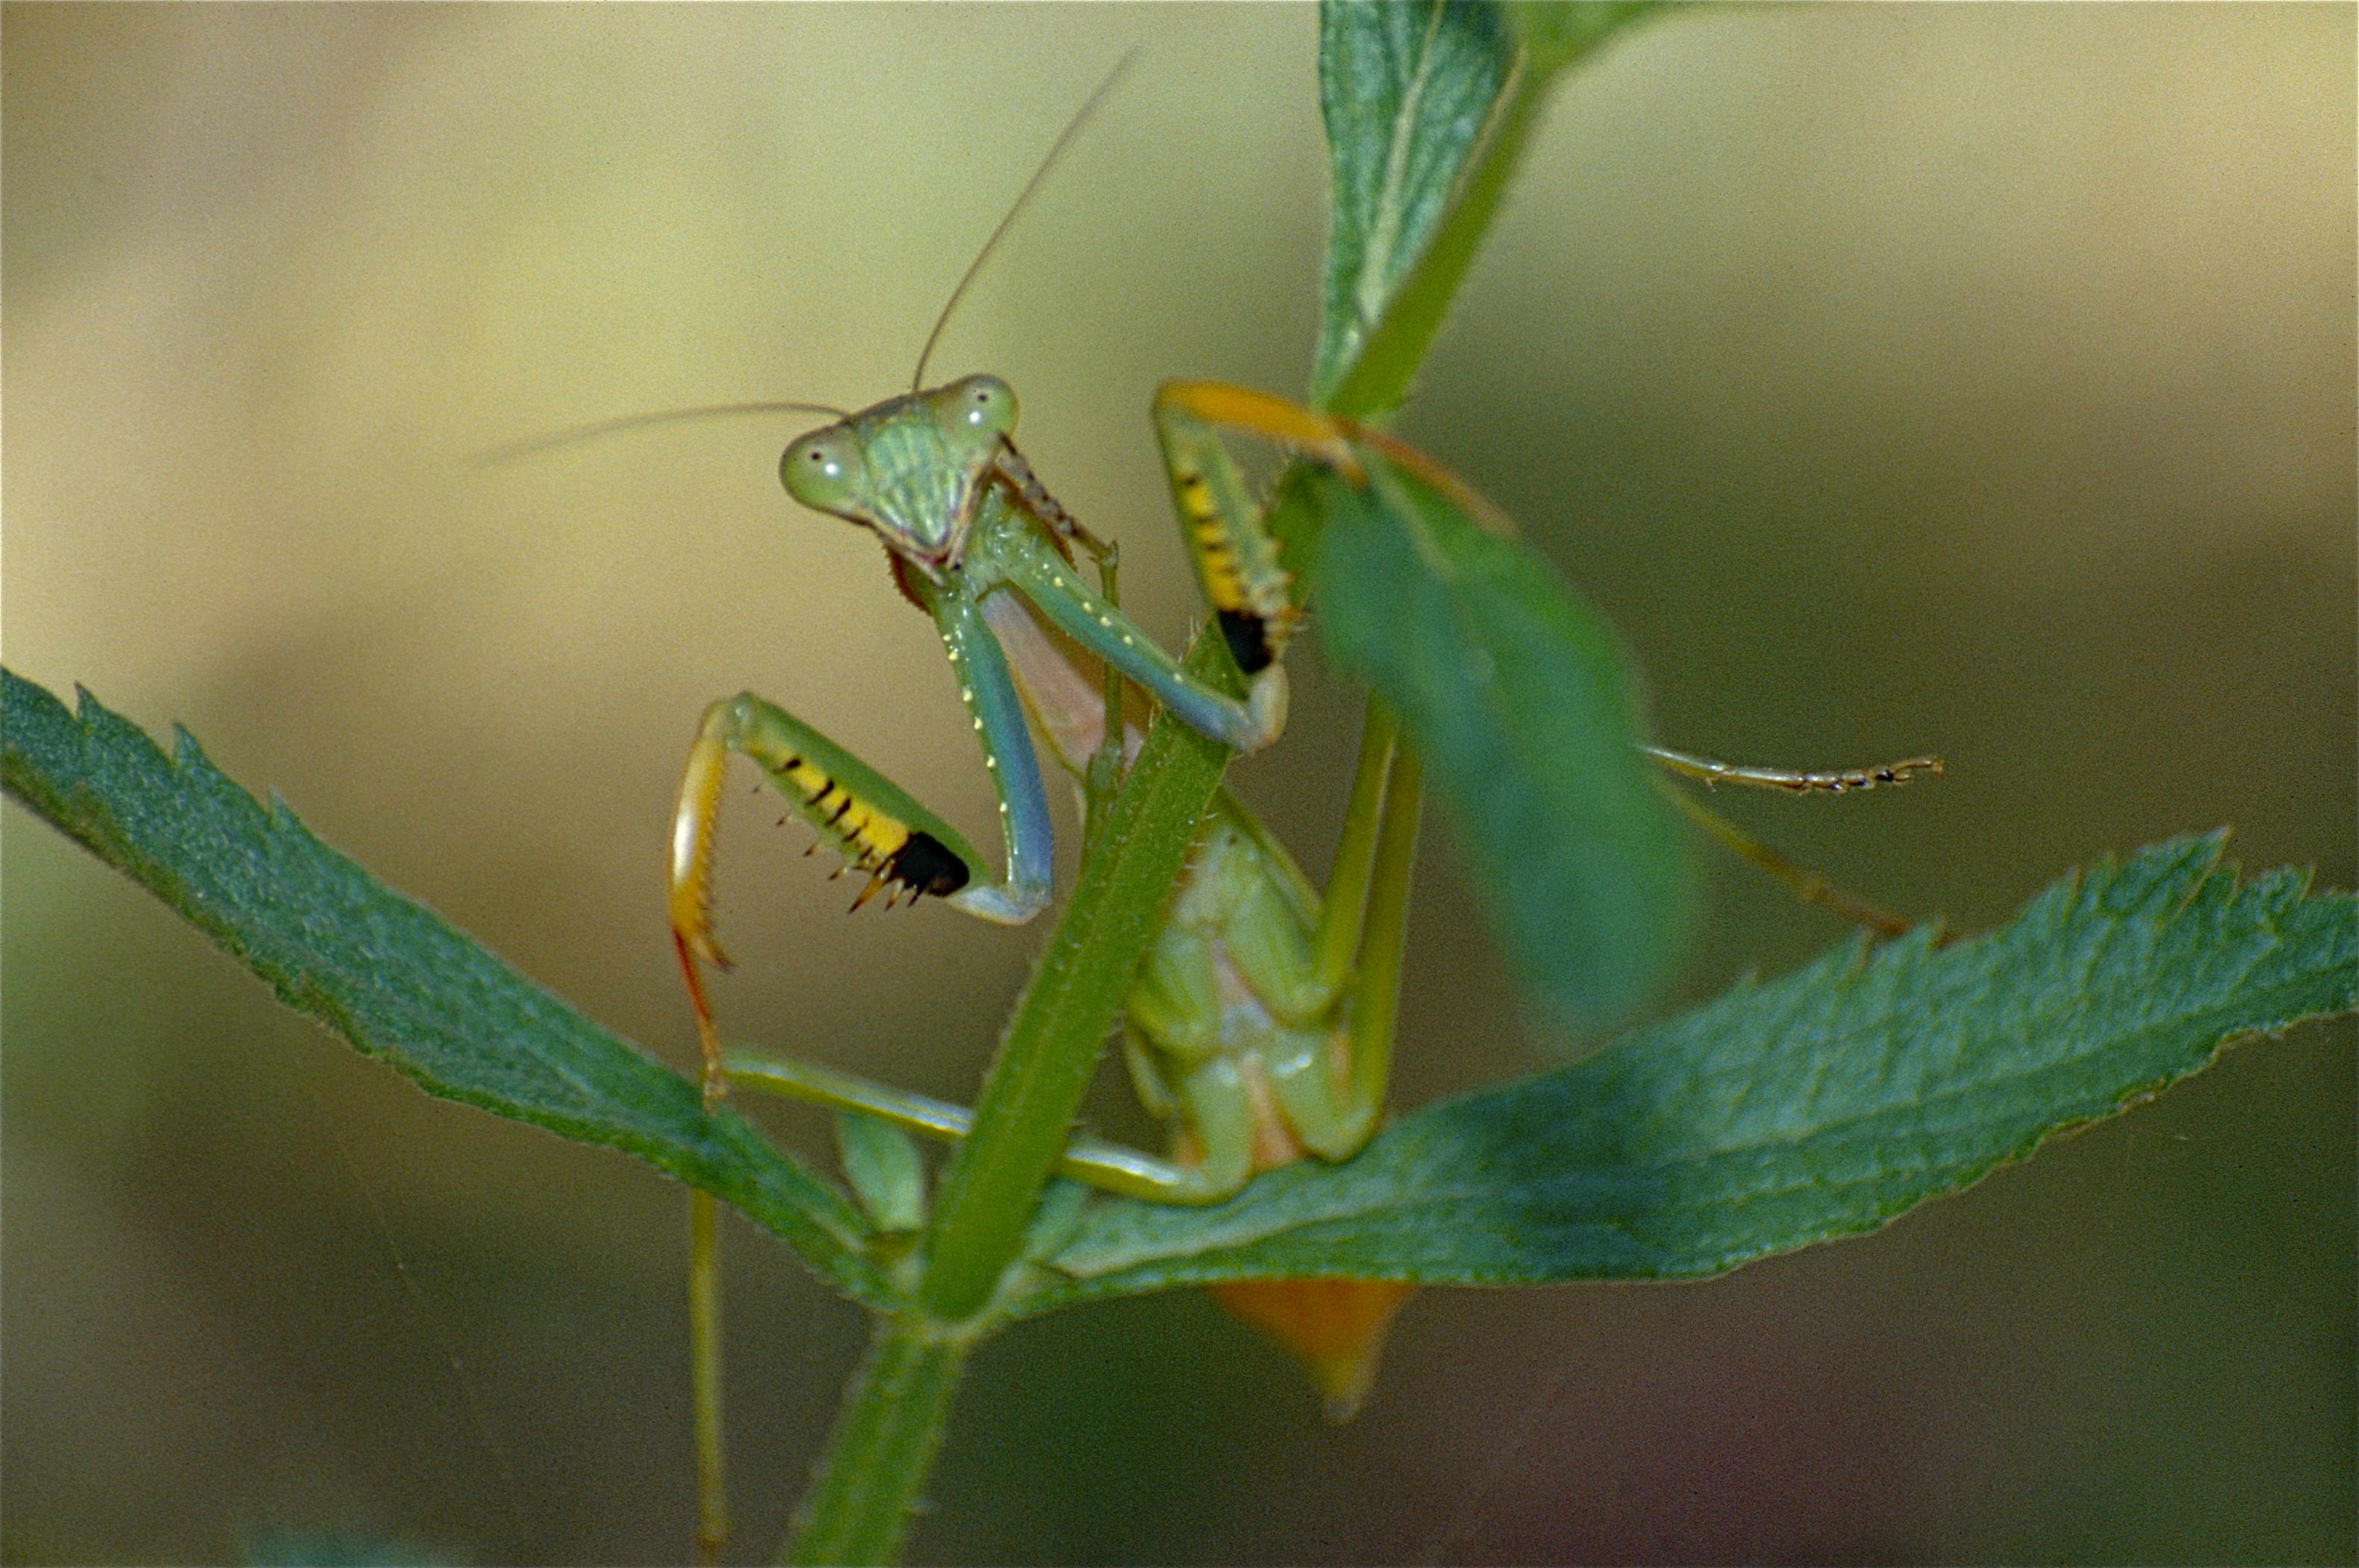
xmin=4 ymin=5 xmax=2350 ymax=1564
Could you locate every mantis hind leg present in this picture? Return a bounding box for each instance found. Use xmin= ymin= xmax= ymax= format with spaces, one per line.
xmin=1643 ymin=745 xmax=1947 ymax=938
xmin=724 ymin=1046 xmax=1253 ymax=1206
xmin=1259 ymin=709 xmax=1423 ymax=1164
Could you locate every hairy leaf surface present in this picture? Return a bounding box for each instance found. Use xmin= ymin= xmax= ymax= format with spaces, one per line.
xmin=1 ymin=668 xmax=897 ymax=1308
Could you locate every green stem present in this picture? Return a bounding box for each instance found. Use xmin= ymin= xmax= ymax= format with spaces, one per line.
xmin=783 ymin=636 xmax=1240 ymax=1561
xmin=783 ymin=1315 xmax=971 ymax=1567
xmin=915 ymin=635 xmax=1238 ymax=1323
xmin=1083 ymin=549 xmax=1127 ymax=847
xmin=688 ymin=1188 xmax=728 ymax=1564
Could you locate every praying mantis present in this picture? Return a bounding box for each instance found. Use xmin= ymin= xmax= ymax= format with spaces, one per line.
xmin=664 ymin=373 xmax=1449 ymax=1447
xmin=659 ymin=357 xmax=1940 ymax=1408
xmin=671 ymin=374 xmax=1432 ymax=1205
xmin=519 ymin=65 xmax=1938 ymax=1552
xmin=662 ymin=357 xmax=1938 ymax=1431
xmin=643 ymin=87 xmax=1938 ymax=1223
xmin=642 ymin=65 xmax=1441 ymax=1217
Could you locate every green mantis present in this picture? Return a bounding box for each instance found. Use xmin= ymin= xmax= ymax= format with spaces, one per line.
xmin=668 ymin=371 xmax=1940 ymax=1209
xmin=671 ymin=374 xmax=1416 ymax=1208
xmin=645 ymin=58 xmax=1453 ymax=1222
xmin=562 ymin=67 xmax=1943 ymax=1549
xmin=663 ymin=367 xmax=1474 ymax=1473
xmin=664 ymin=368 xmax=1940 ymax=1435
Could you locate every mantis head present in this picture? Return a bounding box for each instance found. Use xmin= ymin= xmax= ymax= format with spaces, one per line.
xmin=780 ymin=374 xmax=1018 ymax=574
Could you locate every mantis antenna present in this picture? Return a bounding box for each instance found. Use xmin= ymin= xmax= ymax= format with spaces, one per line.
xmin=474 ymin=400 xmax=850 ymax=467
xmin=906 ymin=49 xmax=1139 ymax=392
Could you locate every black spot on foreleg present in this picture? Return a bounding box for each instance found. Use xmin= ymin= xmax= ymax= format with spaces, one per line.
xmin=889 ymin=831 xmax=971 ymax=898
xmin=1218 ymin=609 xmax=1274 ymax=674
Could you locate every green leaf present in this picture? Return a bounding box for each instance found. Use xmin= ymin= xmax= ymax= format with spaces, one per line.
xmin=1312 ymin=0 xmax=1514 ymax=405
xmin=1020 ymin=833 xmax=2356 ymax=1306
xmin=0 ymin=668 xmax=900 ymax=1309
xmin=1312 ymin=0 xmax=1662 ymax=417
xmin=1309 ymin=455 xmax=1694 ymax=1027
xmin=836 ymin=1110 xmax=927 ymax=1233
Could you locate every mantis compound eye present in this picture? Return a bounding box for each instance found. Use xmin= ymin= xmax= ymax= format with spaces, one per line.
xmin=939 ymin=374 xmax=1018 ymax=441
xmin=780 ymin=427 xmax=865 ymax=516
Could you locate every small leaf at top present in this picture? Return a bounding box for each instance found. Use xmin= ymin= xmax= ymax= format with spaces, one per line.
xmin=1311 ymin=1 xmax=1664 ymax=418
xmin=1312 ymin=0 xmax=1516 ymax=404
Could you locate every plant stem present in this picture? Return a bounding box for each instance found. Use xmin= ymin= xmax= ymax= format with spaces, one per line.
xmin=689 ymin=1188 xmax=729 ymax=1564
xmin=915 ymin=638 xmax=1236 ymax=1323
xmin=784 ymin=636 xmax=1241 ymax=1561
xmin=783 ymin=1315 xmax=971 ymax=1567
